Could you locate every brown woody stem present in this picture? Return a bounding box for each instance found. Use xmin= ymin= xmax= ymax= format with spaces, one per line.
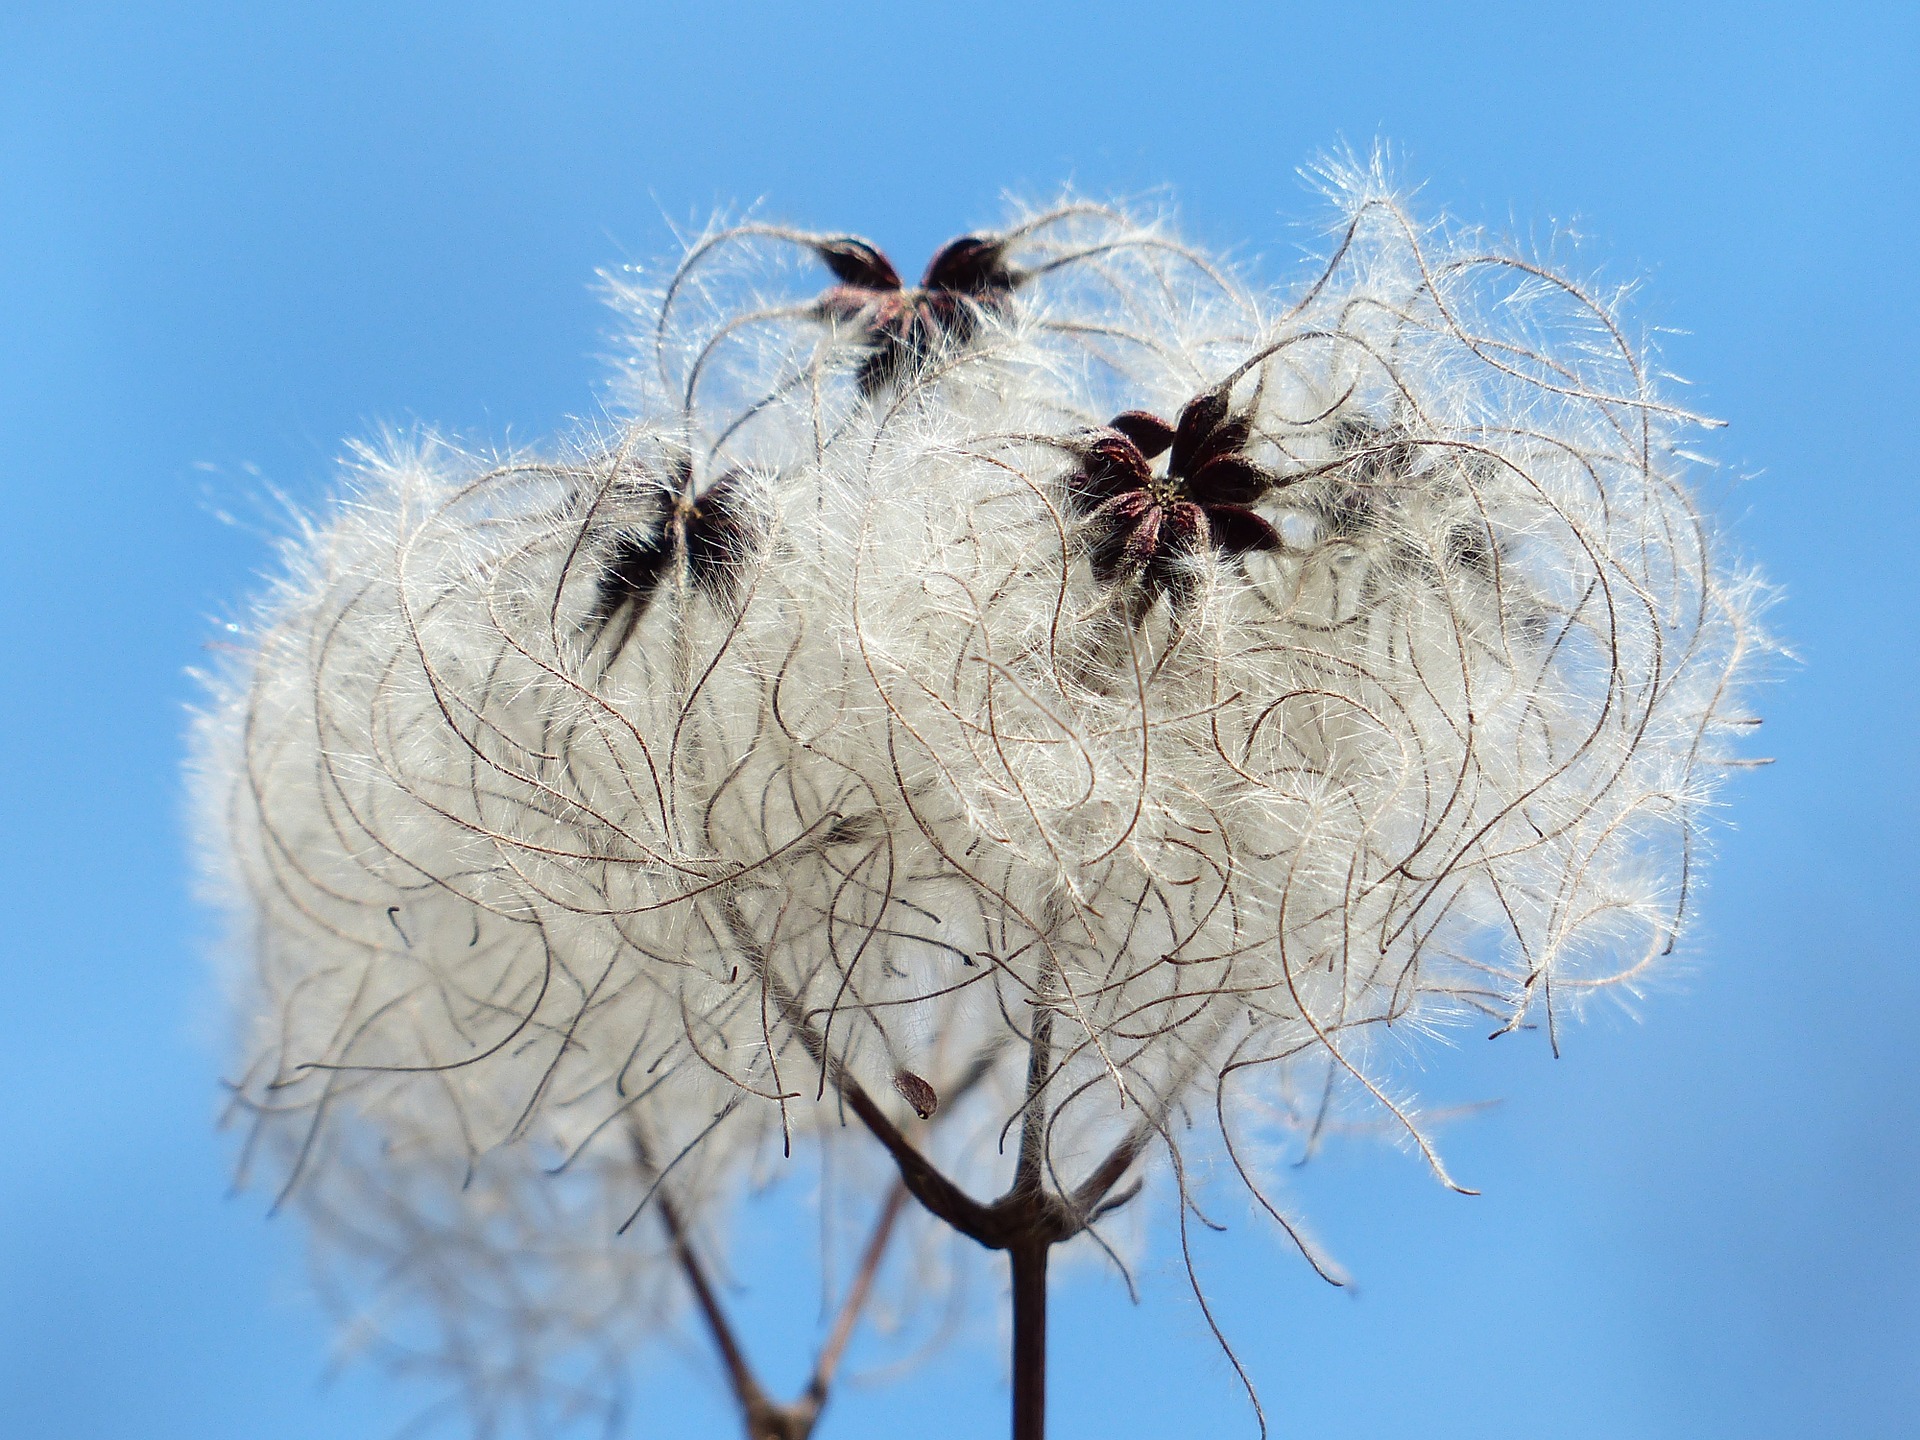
xmin=835 ymin=1075 xmax=999 ymax=1243
xmin=724 ymin=895 xmax=1000 ymax=1244
xmin=1010 ymin=1240 xmax=1050 ymax=1440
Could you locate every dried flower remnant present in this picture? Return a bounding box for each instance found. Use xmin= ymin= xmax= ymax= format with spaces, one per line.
xmin=606 ymin=200 xmax=1265 ymax=511
xmin=744 ymin=174 xmax=1762 ymax=1434
xmin=1066 ymin=390 xmax=1282 ymax=602
xmin=197 ymin=432 xmax=988 ymax=1439
xmin=813 ymin=232 xmax=1019 ymax=393
xmin=585 ymin=446 xmax=764 ymax=661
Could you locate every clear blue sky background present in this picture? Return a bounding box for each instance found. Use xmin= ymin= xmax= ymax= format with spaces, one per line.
xmin=2 ymin=4 xmax=1914 ymax=1437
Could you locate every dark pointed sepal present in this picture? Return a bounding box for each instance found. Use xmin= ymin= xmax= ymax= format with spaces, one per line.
xmin=921 ymin=234 xmax=1015 ymax=295
xmin=1204 ymin=504 xmax=1283 ymax=558
xmin=1066 ymin=432 xmax=1153 ymax=514
xmin=1108 ymin=410 xmax=1176 ymax=459
xmin=682 ymin=472 xmax=761 ymax=609
xmin=589 ymin=530 xmax=674 ymax=630
xmin=1189 ymin=413 xmax=1250 ymax=473
xmin=1085 ymin=491 xmax=1156 ymax=584
xmin=1187 ymin=455 xmax=1268 ymax=506
xmin=1169 ymin=389 xmax=1231 ymax=475
xmin=814 ymin=236 xmax=902 ymax=290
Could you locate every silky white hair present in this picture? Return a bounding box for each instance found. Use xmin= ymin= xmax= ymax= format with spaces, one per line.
xmin=191 ymin=165 xmax=1762 ymax=1433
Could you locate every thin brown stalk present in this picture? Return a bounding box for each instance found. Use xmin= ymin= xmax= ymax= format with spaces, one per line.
xmin=807 ymin=1180 xmax=910 ymax=1404
xmin=654 ymin=1187 xmax=776 ymax=1429
xmin=1010 ymin=1240 xmax=1050 ymax=1440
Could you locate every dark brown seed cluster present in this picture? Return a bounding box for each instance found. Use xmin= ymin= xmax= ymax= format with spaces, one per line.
xmin=589 ymin=453 xmax=759 ymax=634
xmin=813 ymin=233 xmax=1019 ymax=394
xmin=1066 ymin=390 xmax=1283 ymax=603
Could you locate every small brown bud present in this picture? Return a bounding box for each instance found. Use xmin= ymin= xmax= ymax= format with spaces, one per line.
xmin=892 ymin=1069 xmax=938 ymax=1120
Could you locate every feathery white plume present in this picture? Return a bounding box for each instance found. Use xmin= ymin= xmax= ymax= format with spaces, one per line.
xmin=191 ymin=172 xmax=1762 ymax=1436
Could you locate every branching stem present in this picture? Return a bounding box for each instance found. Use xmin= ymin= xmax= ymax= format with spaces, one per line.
xmin=832 ymin=995 xmax=1146 ymax=1439
xmin=726 ymin=894 xmax=1153 ymax=1437
xmin=642 ymin=1126 xmax=909 ymax=1440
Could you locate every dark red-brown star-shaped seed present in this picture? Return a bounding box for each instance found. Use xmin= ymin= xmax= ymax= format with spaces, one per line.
xmin=589 ymin=460 xmax=759 ymax=630
xmin=813 ymin=233 xmax=1019 ymax=394
xmin=1066 ymin=390 xmax=1282 ymax=600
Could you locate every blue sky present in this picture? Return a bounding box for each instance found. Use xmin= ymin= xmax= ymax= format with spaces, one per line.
xmin=1 ymin=3 xmax=1914 ymax=1437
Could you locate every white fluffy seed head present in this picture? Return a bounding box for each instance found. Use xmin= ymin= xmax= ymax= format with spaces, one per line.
xmin=191 ymin=172 xmax=1762 ymax=1423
